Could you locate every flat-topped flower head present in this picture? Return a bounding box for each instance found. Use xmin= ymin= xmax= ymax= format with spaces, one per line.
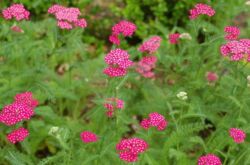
xmin=7 ymin=127 xmax=29 ymax=144
xmin=229 ymin=128 xmax=246 ymax=143
xmin=138 ymin=36 xmax=162 ymax=54
xmin=116 ymin=138 xmax=148 ymax=162
xmin=109 ymin=20 xmax=136 ymax=45
xmin=48 ymin=4 xmax=87 ymax=30
xmin=104 ymin=49 xmax=133 ymax=77
xmin=206 ymin=72 xmax=218 ymax=83
xmin=189 ymin=3 xmax=215 ymax=19
xmin=169 ymin=33 xmax=180 ymax=44
xmin=14 ymin=92 xmax=39 ymax=109
xmin=140 ymin=112 xmax=168 ymax=131
xmin=224 ymin=26 xmax=240 ymax=40
xmin=104 ymin=98 xmax=124 ymax=117
xmin=136 ymin=55 xmax=157 ymax=78
xmin=0 ymin=102 xmax=34 ymax=126
xmin=198 ymin=154 xmax=222 ymax=165
xmin=2 ymin=4 xmax=30 ymax=21
xmin=80 ymin=131 xmax=98 ymax=143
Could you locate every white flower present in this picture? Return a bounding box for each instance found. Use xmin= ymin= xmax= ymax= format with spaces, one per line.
xmin=247 ymin=75 xmax=250 ymax=82
xmin=177 ymin=91 xmax=188 ymax=100
xmin=246 ymin=1 xmax=250 ymax=5
xmin=180 ymin=33 xmax=192 ymax=40
xmin=49 ymin=126 xmax=59 ymax=135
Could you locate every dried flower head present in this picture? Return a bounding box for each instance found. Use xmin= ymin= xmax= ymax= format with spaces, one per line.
xmin=198 ymin=154 xmax=222 ymax=165
xmin=138 ymin=36 xmax=162 ymax=54
xmin=2 ymin=4 xmax=30 ymax=21
xmin=11 ymin=25 xmax=24 ymax=33
xmin=80 ymin=131 xmax=98 ymax=143
xmin=7 ymin=127 xmax=29 ymax=144
xmin=116 ymin=138 xmax=148 ymax=162
xmin=229 ymin=128 xmax=246 ymax=143
xmin=189 ymin=3 xmax=215 ymax=19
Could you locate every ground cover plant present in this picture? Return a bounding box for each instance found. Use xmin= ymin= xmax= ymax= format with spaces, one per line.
xmin=0 ymin=0 xmax=250 ymax=165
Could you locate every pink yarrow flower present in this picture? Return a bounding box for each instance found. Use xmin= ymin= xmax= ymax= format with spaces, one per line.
xmin=103 ymin=49 xmax=133 ymax=77
xmin=104 ymin=98 xmax=124 ymax=117
xmin=169 ymin=33 xmax=180 ymax=44
xmin=135 ymin=56 xmax=157 ymax=78
xmin=116 ymin=138 xmax=148 ymax=162
xmin=48 ymin=4 xmax=87 ymax=29
xmin=80 ymin=131 xmax=98 ymax=143
xmin=206 ymin=72 xmax=218 ymax=83
xmin=14 ymin=92 xmax=39 ymax=109
xmin=189 ymin=3 xmax=215 ymax=19
xmin=224 ymin=26 xmax=240 ymax=41
xmin=11 ymin=25 xmax=24 ymax=33
xmin=109 ymin=20 xmax=136 ymax=45
xmin=140 ymin=112 xmax=168 ymax=131
xmin=2 ymin=4 xmax=30 ymax=21
xmin=7 ymin=127 xmax=29 ymax=144
xmin=138 ymin=36 xmax=162 ymax=54
xmin=198 ymin=154 xmax=222 ymax=165
xmin=229 ymin=128 xmax=246 ymax=143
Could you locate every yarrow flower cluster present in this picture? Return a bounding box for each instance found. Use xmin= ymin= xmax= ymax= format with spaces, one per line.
xmin=229 ymin=128 xmax=246 ymax=143
xmin=189 ymin=3 xmax=215 ymax=19
xmin=138 ymin=36 xmax=162 ymax=54
xmin=116 ymin=138 xmax=148 ymax=162
xmin=135 ymin=56 xmax=157 ymax=78
xmin=104 ymin=98 xmax=124 ymax=117
xmin=80 ymin=131 xmax=98 ymax=143
xmin=140 ymin=112 xmax=168 ymax=131
xmin=7 ymin=127 xmax=29 ymax=144
xmin=109 ymin=20 xmax=136 ymax=45
xmin=103 ymin=49 xmax=133 ymax=77
xmin=220 ymin=39 xmax=250 ymax=61
xmin=169 ymin=33 xmax=180 ymax=44
xmin=48 ymin=4 xmax=87 ymax=30
xmin=198 ymin=154 xmax=222 ymax=165
xmin=0 ymin=92 xmax=38 ymax=143
xmin=2 ymin=4 xmax=30 ymax=21
xmin=206 ymin=72 xmax=218 ymax=83
xmin=224 ymin=26 xmax=240 ymax=40
xmin=177 ymin=91 xmax=188 ymax=100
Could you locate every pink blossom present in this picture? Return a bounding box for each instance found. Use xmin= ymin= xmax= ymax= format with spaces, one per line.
xmin=135 ymin=56 xmax=157 ymax=78
xmin=103 ymin=49 xmax=133 ymax=77
xmin=138 ymin=36 xmax=162 ymax=54
xmin=48 ymin=4 xmax=66 ymax=14
xmin=7 ymin=127 xmax=29 ymax=144
xmin=198 ymin=154 xmax=222 ymax=165
xmin=112 ymin=20 xmax=136 ymax=37
xmin=224 ymin=26 xmax=240 ymax=40
xmin=0 ymin=103 xmax=34 ymax=126
xmin=80 ymin=131 xmax=98 ymax=143
xmin=189 ymin=3 xmax=215 ymax=19
xmin=109 ymin=34 xmax=120 ymax=45
xmin=55 ymin=7 xmax=80 ymax=22
xmin=57 ymin=21 xmax=73 ymax=29
xmin=2 ymin=4 xmax=30 ymax=21
xmin=104 ymin=98 xmax=124 ymax=118
xmin=140 ymin=112 xmax=168 ymax=131
xmin=73 ymin=18 xmax=87 ymax=28
xmin=116 ymin=138 xmax=148 ymax=162
xmin=206 ymin=72 xmax=218 ymax=83
xmin=11 ymin=25 xmax=24 ymax=33
xmin=169 ymin=33 xmax=180 ymax=44
xmin=14 ymin=92 xmax=39 ymax=109
xmin=229 ymin=128 xmax=246 ymax=143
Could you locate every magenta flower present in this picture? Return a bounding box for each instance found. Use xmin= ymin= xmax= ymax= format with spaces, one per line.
xmin=14 ymin=92 xmax=39 ymax=109
xmin=220 ymin=40 xmax=250 ymax=61
xmin=135 ymin=56 xmax=157 ymax=78
xmin=169 ymin=33 xmax=180 ymax=44
xmin=189 ymin=3 xmax=215 ymax=19
xmin=206 ymin=72 xmax=218 ymax=83
xmin=138 ymin=36 xmax=162 ymax=54
xmin=7 ymin=127 xmax=29 ymax=144
xmin=104 ymin=98 xmax=124 ymax=117
xmin=140 ymin=112 xmax=168 ymax=131
xmin=109 ymin=20 xmax=136 ymax=45
xmin=224 ymin=26 xmax=240 ymax=41
xmin=116 ymin=138 xmax=148 ymax=162
xmin=48 ymin=4 xmax=87 ymax=30
xmin=2 ymin=4 xmax=30 ymax=21
xmin=229 ymin=128 xmax=246 ymax=143
xmin=80 ymin=131 xmax=98 ymax=143
xmin=103 ymin=49 xmax=133 ymax=77
xmin=198 ymin=154 xmax=222 ymax=165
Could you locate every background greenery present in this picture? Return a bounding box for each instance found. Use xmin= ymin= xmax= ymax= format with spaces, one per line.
xmin=0 ymin=0 xmax=250 ymax=164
